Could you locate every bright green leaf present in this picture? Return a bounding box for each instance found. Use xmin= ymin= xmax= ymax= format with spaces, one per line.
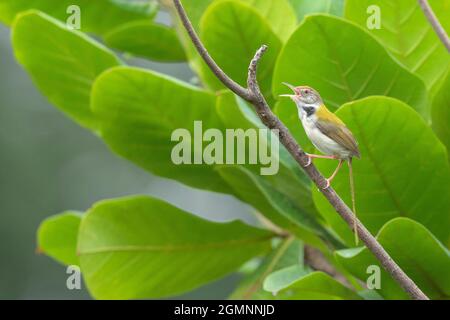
xmin=230 ymin=237 xmax=303 ymax=299
xmin=12 ymin=11 xmax=120 ymax=129
xmin=108 ymin=0 xmax=158 ymax=15
xmin=218 ymin=165 xmax=331 ymax=251
xmin=78 ymin=195 xmax=273 ymax=299
xmin=91 ymin=66 xmax=236 ymax=195
xmin=37 ymin=211 xmax=82 ymax=266
xmin=287 ymin=0 xmax=344 ymax=21
xmin=273 ymin=271 xmax=361 ymax=300
xmin=432 ymin=70 xmax=450 ymax=156
xmin=200 ymin=0 xmax=282 ymax=97
xmin=345 ymin=0 xmax=450 ymax=92
xmin=273 ymin=15 xmax=428 ymax=117
xmin=336 ymin=218 xmax=450 ymax=299
xmin=239 ymin=0 xmax=297 ymax=42
xmin=312 ymin=97 xmax=450 ymax=246
xmin=263 ymin=265 xmax=309 ymax=293
xmin=0 ymin=0 xmax=157 ymax=34
xmin=104 ymin=21 xmax=186 ymax=62
xmin=180 ymin=0 xmax=215 ymax=29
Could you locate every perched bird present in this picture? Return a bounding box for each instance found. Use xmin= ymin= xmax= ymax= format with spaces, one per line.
xmin=280 ymin=83 xmax=360 ymax=243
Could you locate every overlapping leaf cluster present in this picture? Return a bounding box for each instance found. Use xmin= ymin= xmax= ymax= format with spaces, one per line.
xmin=1 ymin=0 xmax=449 ymax=299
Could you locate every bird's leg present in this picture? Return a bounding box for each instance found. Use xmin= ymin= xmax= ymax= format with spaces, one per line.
xmin=323 ymin=159 xmax=344 ymax=189
xmin=305 ymin=153 xmax=337 ymax=166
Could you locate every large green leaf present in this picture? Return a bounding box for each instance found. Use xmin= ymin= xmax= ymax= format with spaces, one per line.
xmin=78 ymin=195 xmax=273 ymax=299
xmin=12 ymin=11 xmax=120 ymax=129
xmin=179 ymin=0 xmax=214 ymax=30
xmin=269 ymin=271 xmax=361 ymax=300
xmin=312 ymin=97 xmax=450 ymax=246
xmin=263 ymin=265 xmax=310 ymax=293
xmin=239 ymin=0 xmax=297 ymax=42
xmin=37 ymin=211 xmax=82 ymax=266
xmin=230 ymin=237 xmax=304 ymax=299
xmin=104 ymin=21 xmax=186 ymax=62
xmin=0 ymin=0 xmax=157 ymax=34
xmin=91 ymin=66 xmax=237 ymax=195
xmin=178 ymin=0 xmax=296 ymax=40
xmin=273 ymin=15 xmax=428 ymax=117
xmin=200 ymin=0 xmax=282 ymax=97
xmin=345 ymin=0 xmax=450 ymax=92
xmin=432 ymin=70 xmax=450 ymax=156
xmin=287 ymin=0 xmax=344 ymax=21
xmin=336 ymin=218 xmax=450 ymax=299
xmin=218 ymin=165 xmax=330 ymax=251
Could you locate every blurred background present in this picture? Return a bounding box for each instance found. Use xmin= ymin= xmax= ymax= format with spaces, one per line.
xmin=0 ymin=11 xmax=255 ymax=299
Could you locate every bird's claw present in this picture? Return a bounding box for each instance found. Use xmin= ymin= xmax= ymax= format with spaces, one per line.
xmin=304 ymin=155 xmax=312 ymax=167
xmin=322 ymin=179 xmax=331 ymax=190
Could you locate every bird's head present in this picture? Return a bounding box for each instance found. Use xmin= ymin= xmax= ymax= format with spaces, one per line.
xmin=280 ymin=83 xmax=323 ymax=117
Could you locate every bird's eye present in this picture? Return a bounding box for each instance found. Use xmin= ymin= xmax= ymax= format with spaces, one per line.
xmin=304 ymin=89 xmax=310 ymax=94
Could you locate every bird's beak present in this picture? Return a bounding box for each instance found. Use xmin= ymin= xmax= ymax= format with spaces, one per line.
xmin=282 ymin=82 xmax=297 ymax=92
xmin=279 ymin=82 xmax=298 ymax=98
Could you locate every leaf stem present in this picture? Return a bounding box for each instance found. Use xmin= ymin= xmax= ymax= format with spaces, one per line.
xmin=172 ymin=0 xmax=429 ymax=300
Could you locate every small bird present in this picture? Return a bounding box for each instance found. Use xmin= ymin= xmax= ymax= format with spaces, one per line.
xmin=280 ymin=83 xmax=360 ymax=244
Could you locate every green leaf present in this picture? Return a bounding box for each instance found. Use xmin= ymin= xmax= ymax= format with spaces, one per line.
xmin=239 ymin=0 xmax=297 ymax=42
xmin=78 ymin=195 xmax=273 ymax=299
xmin=432 ymin=70 xmax=450 ymax=156
xmin=218 ymin=165 xmax=330 ymax=251
xmin=263 ymin=265 xmax=310 ymax=293
xmin=108 ymin=0 xmax=158 ymax=15
xmin=273 ymin=15 xmax=428 ymax=117
xmin=230 ymin=237 xmax=303 ymax=299
xmin=180 ymin=0 xmax=215 ymax=30
xmin=336 ymin=218 xmax=450 ymax=299
xmin=431 ymin=0 xmax=450 ymax=35
xmin=200 ymin=0 xmax=282 ymax=97
xmin=0 ymin=0 xmax=157 ymax=34
xmin=345 ymin=0 xmax=450 ymax=93
xmin=37 ymin=211 xmax=82 ymax=266
xmin=180 ymin=0 xmax=297 ymax=39
xmin=287 ymin=0 xmax=344 ymax=21
xmin=312 ymin=97 xmax=450 ymax=246
xmin=272 ymin=271 xmax=361 ymax=300
xmin=104 ymin=21 xmax=186 ymax=62
xmin=12 ymin=11 xmax=120 ymax=129
xmin=91 ymin=66 xmax=236 ymax=195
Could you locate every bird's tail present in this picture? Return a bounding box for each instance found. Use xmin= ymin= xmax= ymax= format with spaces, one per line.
xmin=348 ymin=158 xmax=358 ymax=245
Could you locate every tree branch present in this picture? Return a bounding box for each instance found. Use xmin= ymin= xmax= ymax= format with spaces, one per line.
xmin=172 ymin=0 xmax=429 ymax=300
xmin=418 ymin=0 xmax=450 ymax=52
xmin=304 ymin=245 xmax=353 ymax=289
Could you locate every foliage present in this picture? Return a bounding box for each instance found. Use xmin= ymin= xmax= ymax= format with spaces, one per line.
xmin=1 ymin=0 xmax=449 ymax=299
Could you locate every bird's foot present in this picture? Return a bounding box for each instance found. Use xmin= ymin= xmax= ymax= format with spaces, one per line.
xmin=323 ymin=179 xmax=331 ymax=190
xmin=304 ymin=155 xmax=312 ymax=167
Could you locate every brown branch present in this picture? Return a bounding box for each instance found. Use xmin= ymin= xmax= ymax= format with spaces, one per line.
xmin=418 ymin=0 xmax=450 ymax=52
xmin=304 ymin=245 xmax=354 ymax=289
xmin=172 ymin=0 xmax=429 ymax=300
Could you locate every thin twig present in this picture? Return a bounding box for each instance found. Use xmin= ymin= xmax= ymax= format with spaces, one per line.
xmin=418 ymin=0 xmax=450 ymax=52
xmin=172 ymin=0 xmax=429 ymax=300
